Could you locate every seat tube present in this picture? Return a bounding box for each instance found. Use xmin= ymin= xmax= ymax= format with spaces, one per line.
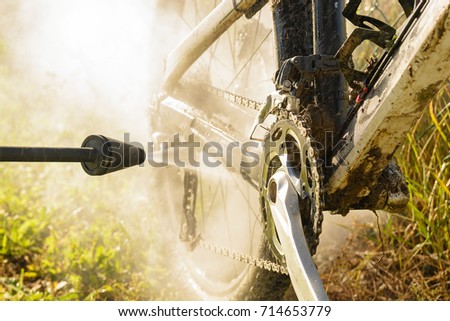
xmin=312 ymin=0 xmax=347 ymax=129
xmin=271 ymin=0 xmax=314 ymax=65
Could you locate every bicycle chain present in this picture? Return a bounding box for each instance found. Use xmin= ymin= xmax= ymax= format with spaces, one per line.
xmin=202 ymin=84 xmax=264 ymax=111
xmin=198 ymin=239 xmax=289 ymax=275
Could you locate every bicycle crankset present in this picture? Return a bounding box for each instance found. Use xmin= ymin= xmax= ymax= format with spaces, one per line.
xmin=259 ymin=109 xmax=327 ymax=300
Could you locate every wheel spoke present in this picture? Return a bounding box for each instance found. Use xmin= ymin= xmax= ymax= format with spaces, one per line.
xmin=225 ymin=30 xmax=272 ymax=91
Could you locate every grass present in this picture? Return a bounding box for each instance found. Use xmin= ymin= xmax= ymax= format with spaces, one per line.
xmin=0 ymin=165 xmax=149 ymax=300
xmin=322 ymin=84 xmax=450 ymax=300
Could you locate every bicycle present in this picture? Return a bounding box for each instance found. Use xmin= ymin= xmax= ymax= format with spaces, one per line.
xmin=148 ymin=0 xmax=450 ymax=300
xmin=1 ymin=0 xmax=449 ymax=301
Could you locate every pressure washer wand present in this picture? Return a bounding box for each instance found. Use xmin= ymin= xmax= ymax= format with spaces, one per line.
xmin=0 ymin=135 xmax=146 ymax=176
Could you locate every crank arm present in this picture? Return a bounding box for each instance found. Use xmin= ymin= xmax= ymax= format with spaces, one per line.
xmin=267 ymin=170 xmax=328 ymax=301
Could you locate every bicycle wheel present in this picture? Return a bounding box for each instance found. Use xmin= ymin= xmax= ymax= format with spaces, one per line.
xmin=152 ymin=1 xmax=291 ymax=300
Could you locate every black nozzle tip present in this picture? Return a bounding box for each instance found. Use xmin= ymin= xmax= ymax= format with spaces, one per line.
xmin=81 ymin=135 xmax=146 ymax=176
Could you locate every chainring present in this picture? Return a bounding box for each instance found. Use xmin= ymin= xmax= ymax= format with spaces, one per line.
xmin=260 ymin=108 xmax=324 ymax=261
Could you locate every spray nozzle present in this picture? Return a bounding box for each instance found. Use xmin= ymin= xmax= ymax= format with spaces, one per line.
xmin=0 ymin=135 xmax=146 ymax=176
